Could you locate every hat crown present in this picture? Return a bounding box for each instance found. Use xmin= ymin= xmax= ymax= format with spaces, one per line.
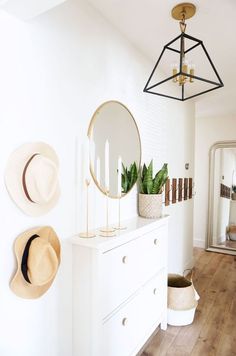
xmin=5 ymin=142 xmax=60 ymax=216
xmin=25 ymin=154 xmax=58 ymax=204
xmin=27 ymin=238 xmax=59 ymax=286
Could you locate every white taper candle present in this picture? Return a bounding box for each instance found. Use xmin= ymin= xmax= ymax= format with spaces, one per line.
xmin=83 ymin=137 xmax=90 ymax=182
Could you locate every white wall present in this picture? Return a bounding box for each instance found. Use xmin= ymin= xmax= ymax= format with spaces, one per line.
xmin=194 ymin=115 xmax=236 ymax=248
xmin=0 ymin=0 xmax=195 ymax=355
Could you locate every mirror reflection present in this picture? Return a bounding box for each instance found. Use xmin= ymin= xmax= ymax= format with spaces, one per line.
xmin=88 ymin=101 xmax=141 ymax=198
xmin=209 ymin=143 xmax=236 ymax=252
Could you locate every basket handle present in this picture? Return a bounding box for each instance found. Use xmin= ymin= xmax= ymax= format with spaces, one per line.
xmin=183 ymin=268 xmax=193 ymax=281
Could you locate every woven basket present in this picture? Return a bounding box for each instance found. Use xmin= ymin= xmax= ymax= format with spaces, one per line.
xmin=138 ymin=193 xmax=162 ymax=219
xmin=168 ymin=270 xmax=200 ymax=311
xmin=167 ymin=270 xmax=199 ymax=326
xmin=168 ymin=274 xmax=196 ymax=310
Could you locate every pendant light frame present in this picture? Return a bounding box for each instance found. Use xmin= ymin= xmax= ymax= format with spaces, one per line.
xmin=143 ymin=3 xmax=224 ymax=101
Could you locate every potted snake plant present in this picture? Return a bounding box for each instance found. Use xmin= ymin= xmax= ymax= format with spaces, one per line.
xmin=138 ymin=161 xmax=168 ymax=219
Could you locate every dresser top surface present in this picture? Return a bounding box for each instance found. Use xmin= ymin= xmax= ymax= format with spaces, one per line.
xmin=69 ymin=215 xmax=169 ymax=251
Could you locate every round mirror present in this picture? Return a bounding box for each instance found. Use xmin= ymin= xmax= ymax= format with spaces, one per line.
xmin=88 ymin=101 xmax=141 ymax=198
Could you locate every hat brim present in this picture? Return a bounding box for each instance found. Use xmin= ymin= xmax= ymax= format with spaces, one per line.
xmin=5 ymin=142 xmax=60 ymax=217
xmin=10 ymin=226 xmax=61 ymax=299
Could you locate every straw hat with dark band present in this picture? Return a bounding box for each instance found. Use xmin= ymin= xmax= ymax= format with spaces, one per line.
xmin=5 ymin=142 xmax=60 ymax=216
xmin=10 ymin=226 xmax=61 ymax=299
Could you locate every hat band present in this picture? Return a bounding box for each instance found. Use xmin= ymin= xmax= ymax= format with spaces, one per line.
xmin=22 ymin=154 xmax=39 ymax=203
xmin=21 ymin=234 xmax=39 ymax=284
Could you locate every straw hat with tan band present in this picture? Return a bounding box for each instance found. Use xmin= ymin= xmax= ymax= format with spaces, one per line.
xmin=10 ymin=226 xmax=61 ymax=299
xmin=5 ymin=142 xmax=60 ymax=216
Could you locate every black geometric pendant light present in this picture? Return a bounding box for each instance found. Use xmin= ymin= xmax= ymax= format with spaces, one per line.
xmin=143 ymin=2 xmax=224 ymax=101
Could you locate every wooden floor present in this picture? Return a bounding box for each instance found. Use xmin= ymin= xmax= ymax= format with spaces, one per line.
xmin=142 ymin=248 xmax=236 ymax=356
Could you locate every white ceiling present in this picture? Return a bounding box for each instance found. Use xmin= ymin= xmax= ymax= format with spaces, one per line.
xmin=87 ymin=0 xmax=236 ymax=118
xmin=0 ymin=0 xmax=66 ymax=20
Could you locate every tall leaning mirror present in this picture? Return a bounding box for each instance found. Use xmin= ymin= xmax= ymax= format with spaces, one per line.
xmin=207 ymin=141 xmax=236 ymax=255
xmin=88 ymin=101 xmax=141 ymax=199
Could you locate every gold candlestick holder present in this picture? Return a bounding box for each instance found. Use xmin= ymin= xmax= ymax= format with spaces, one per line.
xmin=100 ymin=190 xmax=116 ymax=237
xmin=79 ymin=179 xmax=96 ymax=238
xmin=114 ymin=196 xmax=126 ymax=230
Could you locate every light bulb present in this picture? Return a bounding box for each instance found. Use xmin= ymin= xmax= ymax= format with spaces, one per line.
xmin=172 ymin=62 xmax=178 ymax=82
xmin=182 ymin=58 xmax=188 ymax=74
xmin=189 ymin=61 xmax=195 ymax=82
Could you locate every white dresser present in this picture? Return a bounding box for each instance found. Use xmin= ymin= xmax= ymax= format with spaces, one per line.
xmin=71 ymin=216 xmax=169 ymax=356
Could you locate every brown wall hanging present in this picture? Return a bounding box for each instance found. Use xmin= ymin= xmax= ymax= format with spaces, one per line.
xmin=220 ymin=183 xmax=230 ymax=199
xmin=165 ymin=179 xmax=170 ymax=206
xmin=164 ymin=177 xmax=194 ymax=206
xmin=189 ymin=178 xmax=193 ymax=199
xmin=172 ymin=178 xmax=177 ymax=204
xmin=184 ymin=178 xmax=188 ymax=200
xmin=165 ymin=178 xmax=194 ymax=206
xmin=178 ymin=178 xmax=183 ymax=202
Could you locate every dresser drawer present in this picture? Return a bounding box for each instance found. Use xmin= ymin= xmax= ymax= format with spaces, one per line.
xmin=101 ymin=226 xmax=167 ymax=317
xmin=101 ymin=270 xmax=166 ymax=356
xmin=139 ymin=269 xmax=166 ymax=333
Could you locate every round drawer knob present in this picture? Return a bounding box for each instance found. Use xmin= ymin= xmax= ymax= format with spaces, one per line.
xmin=154 ymin=238 xmax=158 ymax=245
xmin=122 ymin=256 xmax=128 ymax=264
xmin=153 ymin=288 xmax=158 ymax=295
xmin=122 ymin=318 xmax=128 ymax=326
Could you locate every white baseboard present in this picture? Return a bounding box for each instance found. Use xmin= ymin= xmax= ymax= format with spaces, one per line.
xmin=193 ymin=239 xmax=205 ymax=248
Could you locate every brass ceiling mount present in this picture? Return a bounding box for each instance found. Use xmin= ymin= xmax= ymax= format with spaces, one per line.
xmin=171 ymin=2 xmax=196 ymax=21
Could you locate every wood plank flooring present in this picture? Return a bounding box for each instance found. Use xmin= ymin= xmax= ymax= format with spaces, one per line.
xmin=141 ymin=248 xmax=236 ymax=356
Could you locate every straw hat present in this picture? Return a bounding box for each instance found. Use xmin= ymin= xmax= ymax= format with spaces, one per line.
xmin=5 ymin=142 xmax=60 ymax=216
xmin=10 ymin=226 xmax=61 ymax=299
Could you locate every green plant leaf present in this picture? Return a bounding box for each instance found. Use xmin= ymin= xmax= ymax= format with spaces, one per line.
xmin=130 ymin=162 xmax=138 ymax=188
xmin=142 ymin=163 xmax=147 ymax=181
xmin=139 ymin=166 xmax=144 ymax=193
xmin=152 ymin=163 xmax=168 ymax=194
xmin=143 ymin=160 xmax=153 ymax=194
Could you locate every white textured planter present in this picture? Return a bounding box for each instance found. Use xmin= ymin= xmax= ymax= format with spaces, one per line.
xmin=138 ymin=193 xmax=162 ymax=219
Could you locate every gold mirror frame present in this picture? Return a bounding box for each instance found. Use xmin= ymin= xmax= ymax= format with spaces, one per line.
xmin=87 ymin=100 xmax=142 ymax=199
xmin=207 ymin=140 xmax=236 ymax=255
